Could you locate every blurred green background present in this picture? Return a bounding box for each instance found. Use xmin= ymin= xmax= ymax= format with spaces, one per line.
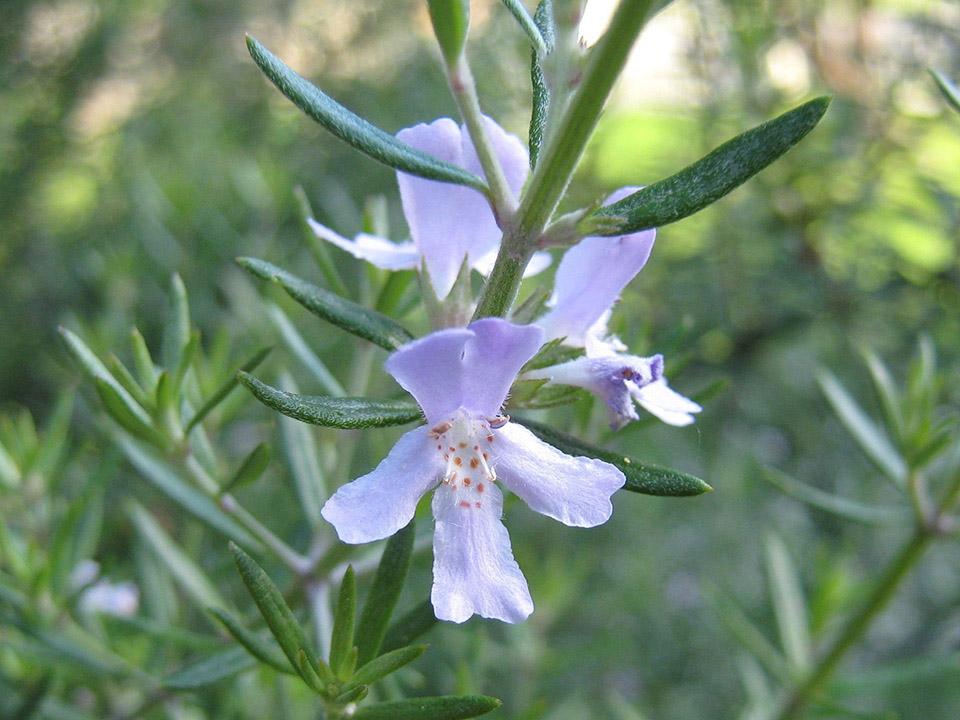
xmin=2 ymin=0 xmax=959 ymax=717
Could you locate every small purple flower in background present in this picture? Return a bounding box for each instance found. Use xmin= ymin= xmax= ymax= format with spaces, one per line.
xmin=308 ymin=117 xmax=550 ymax=301
xmin=321 ymin=318 xmax=625 ymax=623
xmin=529 ymin=188 xmax=702 ymax=428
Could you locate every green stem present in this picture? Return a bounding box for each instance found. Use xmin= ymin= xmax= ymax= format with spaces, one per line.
xmin=473 ymin=0 xmax=657 ymax=318
xmin=770 ymin=529 xmax=933 ymax=720
xmin=448 ymin=57 xmax=517 ymax=220
xmin=183 ymin=454 xmax=309 ymax=574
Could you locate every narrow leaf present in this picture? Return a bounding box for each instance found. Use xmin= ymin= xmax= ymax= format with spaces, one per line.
xmin=861 ymin=349 xmax=903 ymax=440
xmin=221 ymin=442 xmax=271 ymax=495
xmin=163 ymin=273 xmax=191 ymax=370
xmin=592 ymin=97 xmax=831 ymax=233
xmin=817 ymin=370 xmax=907 ymax=486
xmin=129 ymin=502 xmax=227 ymax=611
xmin=237 ymin=256 xmax=413 ymax=350
xmin=106 ymin=354 xmax=150 ymax=410
xmin=356 ymin=520 xmax=416 ymax=665
xmin=94 ymin=378 xmax=165 ymax=447
xmin=330 ymin=565 xmax=357 ymax=677
xmin=348 ymin=644 xmax=427 ymax=689
xmin=115 ymin=435 xmax=260 ymax=548
xmin=185 ymin=346 xmax=272 ymax=432
xmin=382 ymin=600 xmax=438 ymax=654
xmin=765 ymin=533 xmax=811 ymax=671
xmin=130 ymin=326 xmax=157 ymax=392
xmin=267 ymin=304 xmax=346 ymax=397
xmin=277 ymin=373 xmax=326 ymax=526
xmin=353 ymin=695 xmax=501 ymax=720
xmin=707 ymin=586 xmax=792 ymax=682
xmin=334 ymin=684 xmax=370 ymax=704
xmin=230 ymin=543 xmax=325 ymax=688
xmin=295 ymin=186 xmax=350 ymax=297
xmin=502 ymin=0 xmax=549 ymax=54
xmin=516 ymin=417 xmax=711 ymax=496
xmin=246 ymin=36 xmax=486 ymax=191
xmin=762 ymin=467 xmax=907 ymax=525
xmin=930 ymin=69 xmax=960 ymax=114
xmin=240 ymin=372 xmax=422 ymax=428
xmin=163 ymin=646 xmax=256 ymax=689
xmin=428 ymin=0 xmax=470 ymax=64
xmin=209 ymin=606 xmax=293 ymax=673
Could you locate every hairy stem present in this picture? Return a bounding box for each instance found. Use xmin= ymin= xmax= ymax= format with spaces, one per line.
xmin=474 ymin=0 xmax=657 ymax=318
xmin=448 ymin=58 xmax=517 ymax=220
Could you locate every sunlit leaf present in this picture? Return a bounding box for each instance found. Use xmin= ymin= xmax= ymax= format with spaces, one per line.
xmin=238 ymin=257 xmax=414 ymax=350
xmin=591 ymin=97 xmax=831 ymax=233
xmin=516 ymin=417 xmax=712 ymax=496
xmin=246 ymin=36 xmax=486 ymax=191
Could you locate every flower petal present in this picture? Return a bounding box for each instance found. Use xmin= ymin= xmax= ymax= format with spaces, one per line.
xmin=431 ymin=481 xmax=533 ymax=623
xmin=493 ymin=423 xmax=625 ymax=527
xmin=396 ymin=119 xmax=495 ymax=299
xmin=321 ymin=426 xmax=441 ymax=543
xmin=524 ymin=353 xmax=662 ymax=429
xmin=461 ymin=319 xmax=544 ymax=417
xmin=537 ymin=188 xmax=655 ymax=346
xmin=632 ymin=378 xmax=702 ymax=427
xmin=307 ymin=218 xmax=420 ymax=270
xmin=385 ymin=329 xmax=473 ymax=424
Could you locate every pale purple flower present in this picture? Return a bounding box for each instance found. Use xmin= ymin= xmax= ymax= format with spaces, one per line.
xmin=321 ymin=318 xmax=625 ymax=624
xmin=531 ymin=188 xmax=701 ymax=428
xmin=308 ymin=117 xmax=550 ymax=300
xmin=79 ymin=579 xmax=139 ymax=617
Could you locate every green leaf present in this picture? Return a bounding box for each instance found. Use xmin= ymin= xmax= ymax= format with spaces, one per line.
xmin=94 ymin=377 xmax=166 ymax=447
xmin=130 ymin=326 xmax=157 ymax=392
xmin=501 ymin=0 xmax=549 ymax=55
xmin=930 ymin=69 xmax=960 ymax=115
xmin=163 ymin=273 xmax=191 ymax=370
xmin=817 ymin=370 xmax=907 ymax=486
xmin=428 ymin=0 xmax=470 ymax=64
xmin=765 ymin=533 xmax=811 ymax=671
xmin=163 ymin=646 xmax=257 ymax=689
xmin=129 ymin=502 xmax=227 ymax=611
xmin=382 ymin=600 xmax=438 ymax=654
xmin=295 ymin=186 xmax=350 ymax=298
xmin=330 ymin=565 xmax=357 ymax=678
xmin=591 ymin=97 xmax=831 ymax=234
xmin=230 ymin=543 xmax=327 ymax=690
xmin=706 ymin=585 xmax=792 ymax=682
xmin=356 ymin=520 xmax=416 ymax=665
xmin=221 ymin=442 xmax=271 ymax=495
xmin=348 ymin=644 xmax=427 ymax=689
xmin=208 ymin=606 xmax=293 ymax=673
xmin=762 ymin=467 xmax=908 ymax=525
xmin=115 ymin=435 xmax=260 ymax=548
xmin=106 ymin=354 xmax=150 ymax=410
xmin=334 ymin=684 xmax=370 ymax=705
xmin=862 ymin=349 xmax=903 ymax=440
xmin=239 ymin=372 xmax=422 ymax=429
xmin=267 ymin=304 xmax=346 ymax=397
xmin=0 ymin=439 xmax=21 ymax=488
xmin=185 ymin=346 xmax=272 ymax=432
xmin=48 ymin=475 xmax=104 ymax=597
xmin=237 ymin=256 xmax=414 ymax=350
xmin=277 ymin=373 xmax=327 ymax=526
xmin=246 ymin=36 xmax=486 ymax=192
xmin=353 ymin=695 xmax=502 ymax=720
xmin=515 ymin=418 xmax=712 ymax=496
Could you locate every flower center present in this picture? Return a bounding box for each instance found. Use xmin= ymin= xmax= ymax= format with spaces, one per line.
xmin=429 ymin=412 xmax=502 ymax=510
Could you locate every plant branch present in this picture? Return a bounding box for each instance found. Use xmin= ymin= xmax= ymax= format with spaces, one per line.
xmin=474 ymin=0 xmax=657 ymax=318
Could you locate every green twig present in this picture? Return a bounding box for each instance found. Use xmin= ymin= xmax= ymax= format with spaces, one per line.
xmin=473 ymin=0 xmax=657 ymax=318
